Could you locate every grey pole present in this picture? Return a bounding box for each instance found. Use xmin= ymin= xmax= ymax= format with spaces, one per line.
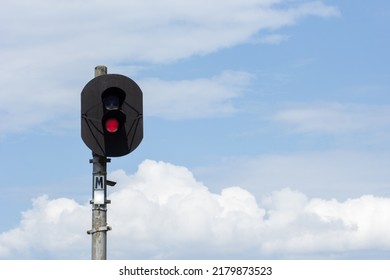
xmin=87 ymin=65 xmax=111 ymax=260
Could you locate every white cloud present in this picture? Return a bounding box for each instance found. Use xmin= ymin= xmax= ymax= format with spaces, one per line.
xmin=1 ymin=159 xmax=389 ymax=259
xmin=0 ymin=1 xmax=339 ymax=135
xmin=140 ymin=71 xmax=253 ymax=119
xmin=307 ymin=195 xmax=390 ymax=249
xmin=0 ymin=196 xmax=89 ymax=259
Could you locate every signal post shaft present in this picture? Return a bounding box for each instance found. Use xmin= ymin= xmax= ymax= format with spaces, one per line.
xmin=88 ymin=65 xmax=111 ymax=260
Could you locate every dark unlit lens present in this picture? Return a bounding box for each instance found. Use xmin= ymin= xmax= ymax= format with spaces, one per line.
xmin=103 ymin=95 xmax=120 ymax=110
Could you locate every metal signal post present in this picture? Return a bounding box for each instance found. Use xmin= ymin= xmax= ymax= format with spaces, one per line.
xmin=86 ymin=66 xmax=112 ymax=260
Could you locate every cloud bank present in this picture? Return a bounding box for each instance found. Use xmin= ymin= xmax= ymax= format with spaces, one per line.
xmin=1 ymin=159 xmax=389 ymax=259
xmin=0 ymin=0 xmax=339 ymax=135
xmin=1 ymin=0 xmax=339 ymax=63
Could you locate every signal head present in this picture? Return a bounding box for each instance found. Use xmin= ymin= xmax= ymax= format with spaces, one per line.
xmin=81 ymin=74 xmax=143 ymax=157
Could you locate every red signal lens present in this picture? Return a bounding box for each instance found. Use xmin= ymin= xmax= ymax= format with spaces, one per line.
xmin=105 ymin=118 xmax=119 ymax=133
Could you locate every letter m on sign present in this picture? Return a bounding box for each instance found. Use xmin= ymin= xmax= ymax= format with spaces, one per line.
xmin=94 ymin=175 xmax=105 ymax=190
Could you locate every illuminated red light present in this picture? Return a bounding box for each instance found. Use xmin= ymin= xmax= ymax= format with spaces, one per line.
xmin=105 ymin=118 xmax=119 ymax=133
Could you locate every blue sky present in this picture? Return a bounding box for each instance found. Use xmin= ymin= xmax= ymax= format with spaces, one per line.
xmin=1 ymin=0 xmax=390 ymax=259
